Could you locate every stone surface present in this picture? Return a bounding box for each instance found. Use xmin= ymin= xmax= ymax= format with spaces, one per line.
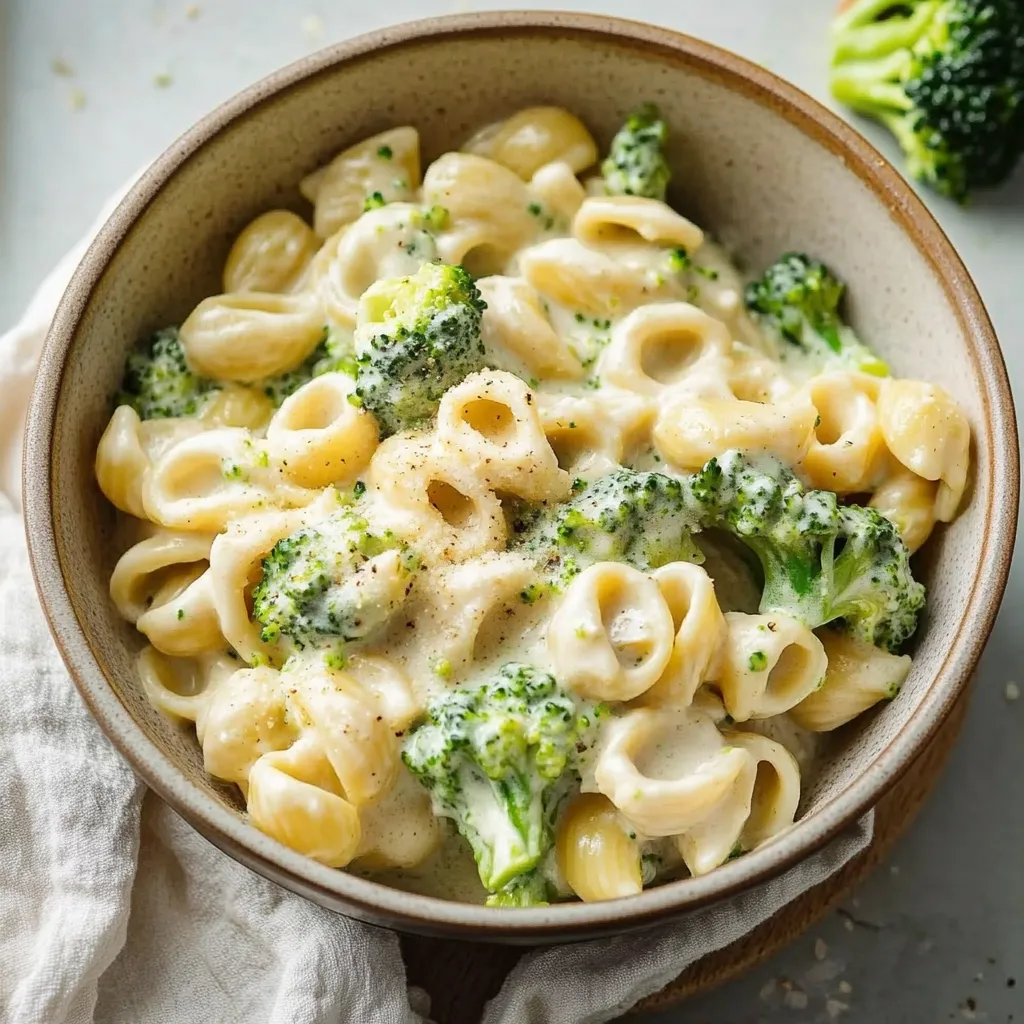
xmin=1 ymin=2 xmax=1021 ymax=1022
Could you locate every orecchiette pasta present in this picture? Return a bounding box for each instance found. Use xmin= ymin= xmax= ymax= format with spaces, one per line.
xmin=317 ymin=203 xmax=438 ymax=326
xmin=223 ymin=210 xmax=320 ymax=294
xmin=876 ymin=378 xmax=970 ymax=522
xmin=198 ymin=384 xmax=276 ymax=431
xmin=869 ymin=468 xmax=939 ymax=553
xmin=799 ymin=372 xmax=884 ymax=494
xmin=414 ymin=552 xmax=537 ymax=679
xmin=528 ymin=161 xmax=588 ymax=224
xmin=300 ymin=126 xmax=421 ymax=238
xmin=422 ymin=152 xmax=537 ymax=269
xmin=599 ymin=302 xmax=732 ymax=398
xmin=200 ymin=665 xmax=297 ymax=784
xmin=547 ymin=562 xmax=675 ymax=702
xmin=556 ymin=793 xmax=643 ymax=902
xmin=435 ymin=370 xmax=570 ymax=502
xmin=265 ymin=373 xmax=379 ymax=490
xmin=477 ymin=276 xmax=584 ymax=380
xmin=365 ymin=434 xmax=506 ymax=563
xmin=653 ymin=394 xmax=817 ymax=472
xmin=518 ymin=237 xmax=671 ymax=316
xmin=286 ymin=662 xmax=400 ymax=807
xmin=142 ymin=427 xmax=315 ymax=532
xmin=536 ymin=390 xmax=653 ymax=480
xmin=713 ymin=612 xmax=828 ymax=722
xmin=676 ymin=730 xmax=800 ymax=875
xmin=463 ymin=107 xmax=598 ymax=179
xmin=247 ymin=736 xmax=362 ymax=867
xmin=99 ymin=105 xmax=968 ymax=905
xmin=640 ymin=563 xmax=726 ymax=708
xmin=573 ymin=196 xmax=704 ymax=253
xmin=179 ymin=292 xmax=328 ymax=382
xmin=789 ymin=629 xmax=912 ymax=732
xmin=96 ymin=406 xmax=204 ymax=519
xmin=593 ymin=706 xmax=753 ymax=837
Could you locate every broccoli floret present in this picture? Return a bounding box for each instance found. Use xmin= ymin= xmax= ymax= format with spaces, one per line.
xmin=260 ymin=327 xmax=355 ymax=406
xmin=486 ymin=871 xmax=550 ymax=908
xmin=690 ymin=450 xmax=925 ymax=651
xmin=745 ymin=253 xmax=889 ymax=376
xmin=601 ymin=102 xmax=672 ymax=201
xmin=690 ymin=450 xmax=843 ymax=626
xmin=118 ymin=326 xmax=217 ymax=419
xmin=513 ymin=469 xmax=704 ymax=582
xmin=353 ymin=262 xmax=487 ymax=437
xmin=829 ymin=0 xmax=1024 ymax=201
xmin=251 ymin=506 xmax=417 ymax=653
xmin=402 ymin=663 xmax=605 ymax=900
xmin=830 ymin=504 xmax=928 ymax=651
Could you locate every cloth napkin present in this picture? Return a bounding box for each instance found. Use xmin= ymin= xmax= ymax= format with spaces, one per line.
xmin=0 ymin=184 xmax=874 ymax=1024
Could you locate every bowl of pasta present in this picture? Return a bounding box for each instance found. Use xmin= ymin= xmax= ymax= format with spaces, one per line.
xmin=23 ymin=12 xmax=1018 ymax=940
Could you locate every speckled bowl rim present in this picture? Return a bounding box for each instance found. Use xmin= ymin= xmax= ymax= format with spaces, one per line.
xmin=23 ymin=11 xmax=1019 ymax=941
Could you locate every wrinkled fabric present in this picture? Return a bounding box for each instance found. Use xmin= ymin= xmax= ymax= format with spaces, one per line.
xmin=0 ymin=185 xmax=873 ymax=1024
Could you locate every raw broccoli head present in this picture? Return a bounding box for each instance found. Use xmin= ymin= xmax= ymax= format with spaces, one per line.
xmin=260 ymin=327 xmax=355 ymax=406
xmin=353 ymin=262 xmax=487 ymax=437
xmin=830 ymin=0 xmax=1024 ymax=201
xmin=744 ymin=253 xmax=889 ymax=376
xmin=601 ymin=102 xmax=672 ymax=201
xmin=402 ymin=663 xmax=605 ymax=900
xmin=251 ymin=506 xmax=416 ymax=653
xmin=512 ymin=469 xmax=703 ymax=583
xmin=118 ymin=326 xmax=218 ymax=419
xmin=690 ymin=450 xmax=925 ymax=652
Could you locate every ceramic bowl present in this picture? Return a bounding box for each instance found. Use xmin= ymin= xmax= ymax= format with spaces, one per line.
xmin=23 ymin=12 xmax=1019 ymax=942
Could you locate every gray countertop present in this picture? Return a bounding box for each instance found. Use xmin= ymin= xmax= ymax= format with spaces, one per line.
xmin=1 ymin=2 xmax=1021 ymax=1022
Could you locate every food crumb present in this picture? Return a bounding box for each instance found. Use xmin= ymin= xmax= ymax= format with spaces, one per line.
xmin=838 ymin=980 xmax=853 ymax=994
xmin=783 ymin=988 xmax=809 ymax=1010
xmin=69 ymin=88 xmax=86 ymax=111
xmin=185 ymin=3 xmax=200 ymax=17
xmin=301 ymin=14 xmax=324 ymax=37
xmin=759 ymin=979 xmax=777 ymax=1001
xmin=815 ymin=938 xmax=829 ymax=961
xmin=154 ymin=71 xmax=173 ymax=89
xmin=843 ymin=918 xmax=855 ymax=932
xmin=51 ymin=58 xmax=74 ymax=77
xmin=890 ymin=864 xmax=900 ymax=875
xmin=1005 ymin=681 xmax=1019 ymax=701
xmin=827 ymin=998 xmax=850 ymax=1019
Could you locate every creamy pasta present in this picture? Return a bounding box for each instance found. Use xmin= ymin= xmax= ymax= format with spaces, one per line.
xmin=96 ymin=103 xmax=970 ymax=907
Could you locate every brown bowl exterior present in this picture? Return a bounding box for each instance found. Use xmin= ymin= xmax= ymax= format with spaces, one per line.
xmin=22 ymin=12 xmax=1019 ymax=942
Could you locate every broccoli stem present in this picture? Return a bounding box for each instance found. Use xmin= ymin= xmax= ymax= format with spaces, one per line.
xmin=831 ymin=1 xmax=940 ymax=63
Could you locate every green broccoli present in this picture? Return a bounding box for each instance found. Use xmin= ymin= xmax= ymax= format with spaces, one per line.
xmin=259 ymin=327 xmax=355 ymax=406
xmin=744 ymin=253 xmax=889 ymax=376
xmin=486 ymin=871 xmax=550 ymax=908
xmin=829 ymin=0 xmax=1024 ymax=201
xmin=689 ymin=450 xmax=925 ymax=651
xmin=251 ymin=506 xmax=417 ymax=653
xmin=829 ymin=503 xmax=928 ymax=652
xmin=513 ymin=469 xmax=703 ymax=583
xmin=117 ymin=326 xmax=218 ymax=419
xmin=402 ymin=663 xmax=605 ymax=903
xmin=353 ymin=262 xmax=487 ymax=437
xmin=601 ymin=102 xmax=672 ymax=201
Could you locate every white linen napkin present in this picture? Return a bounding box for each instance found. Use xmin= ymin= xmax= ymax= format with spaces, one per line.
xmin=0 ymin=186 xmax=873 ymax=1024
